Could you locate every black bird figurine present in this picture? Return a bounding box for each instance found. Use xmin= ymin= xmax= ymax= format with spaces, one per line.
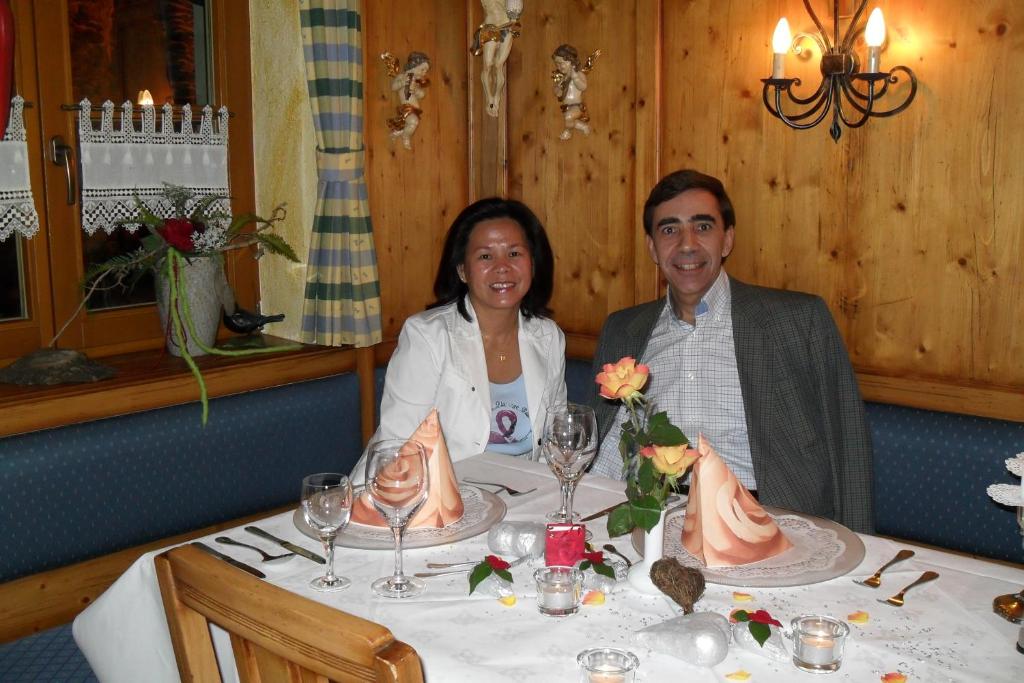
xmin=223 ymin=307 xmax=285 ymax=335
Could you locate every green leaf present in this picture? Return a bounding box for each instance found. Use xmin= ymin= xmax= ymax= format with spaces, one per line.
xmin=637 ymin=457 xmax=657 ymax=492
xmin=630 ymin=494 xmax=662 ymax=532
xmin=493 ymin=568 xmax=513 ymax=583
xmin=255 ymin=233 xmax=300 ymax=262
xmin=226 ymin=212 xmax=257 ymax=237
xmin=468 ymin=563 xmax=492 ymax=594
xmin=579 ymin=560 xmax=592 ymax=571
xmin=606 ymin=504 xmax=634 ymax=537
xmin=732 ymin=609 xmax=750 ymax=622
xmin=593 ymin=562 xmax=616 ymax=579
xmin=749 ymin=621 xmax=771 ymax=647
xmin=647 ymin=411 xmax=687 ymax=445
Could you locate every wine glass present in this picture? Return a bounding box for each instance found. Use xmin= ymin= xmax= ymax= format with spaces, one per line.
xmin=542 ymin=403 xmax=598 ymax=523
xmin=300 ymin=473 xmax=354 ymax=591
xmin=365 ymin=438 xmax=430 ymax=598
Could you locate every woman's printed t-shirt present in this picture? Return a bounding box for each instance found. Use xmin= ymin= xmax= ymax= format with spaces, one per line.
xmin=487 ymin=374 xmax=533 ymax=456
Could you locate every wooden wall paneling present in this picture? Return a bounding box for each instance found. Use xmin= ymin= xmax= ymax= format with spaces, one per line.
xmin=507 ymin=0 xmax=641 ymax=342
xmin=363 ymin=1 xmax=471 ymax=341
xmin=632 ymin=0 xmax=662 ymax=311
xmin=850 ymin=0 xmax=1024 ymax=394
xmin=659 ymin=0 xmax=1023 ymax=420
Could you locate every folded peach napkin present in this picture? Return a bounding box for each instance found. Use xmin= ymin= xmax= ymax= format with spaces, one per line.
xmin=681 ymin=434 xmax=793 ymax=567
xmin=350 ymin=409 xmax=465 ymax=528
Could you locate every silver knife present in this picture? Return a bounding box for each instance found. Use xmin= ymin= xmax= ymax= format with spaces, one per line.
xmin=415 ymin=554 xmax=531 ymax=578
xmin=244 ymin=526 xmax=325 ymax=564
xmin=192 ymin=542 xmax=266 ymax=578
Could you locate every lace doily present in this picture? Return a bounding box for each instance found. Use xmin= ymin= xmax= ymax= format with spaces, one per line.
xmin=652 ymin=507 xmax=865 ymax=587
xmin=986 ymin=452 xmax=1023 ymax=506
xmin=295 ymin=485 xmax=507 ymax=550
xmin=77 ymin=99 xmax=230 ymax=235
xmin=0 ymin=96 xmax=40 ymax=242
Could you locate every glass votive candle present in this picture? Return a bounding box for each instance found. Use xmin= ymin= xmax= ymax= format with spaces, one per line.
xmin=791 ymin=615 xmax=850 ymax=673
xmin=576 ymin=647 xmax=639 ymax=683
xmin=534 ymin=566 xmax=582 ymax=616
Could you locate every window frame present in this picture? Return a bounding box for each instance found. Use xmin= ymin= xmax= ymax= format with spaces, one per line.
xmin=0 ymin=0 xmax=260 ymax=364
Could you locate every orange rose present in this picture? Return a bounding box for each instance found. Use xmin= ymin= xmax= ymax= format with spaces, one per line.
xmin=595 ymin=356 xmax=649 ymax=400
xmin=641 ymin=444 xmax=698 ymax=477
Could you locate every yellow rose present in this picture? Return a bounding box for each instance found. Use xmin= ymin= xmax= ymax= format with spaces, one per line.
xmin=641 ymin=444 xmax=698 ymax=477
xmin=595 ymin=356 xmax=650 ymax=400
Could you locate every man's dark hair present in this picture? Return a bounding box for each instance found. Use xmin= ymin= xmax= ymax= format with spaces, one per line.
xmin=429 ymin=197 xmax=554 ymax=321
xmin=642 ymin=169 xmax=736 ymax=235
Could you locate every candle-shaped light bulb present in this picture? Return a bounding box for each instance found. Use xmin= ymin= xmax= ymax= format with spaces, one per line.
xmin=865 ymin=8 xmax=885 ymax=73
xmin=137 ymin=89 xmax=154 ymax=106
xmin=771 ymin=18 xmax=791 ymax=78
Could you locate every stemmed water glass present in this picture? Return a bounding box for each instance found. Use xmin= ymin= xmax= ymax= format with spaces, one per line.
xmin=300 ymin=472 xmax=354 ymax=591
xmin=366 ymin=438 xmax=430 ymax=598
xmin=542 ymin=403 xmax=598 ymax=523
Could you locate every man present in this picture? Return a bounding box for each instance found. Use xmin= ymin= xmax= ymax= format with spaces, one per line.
xmin=588 ymin=169 xmax=873 ymax=533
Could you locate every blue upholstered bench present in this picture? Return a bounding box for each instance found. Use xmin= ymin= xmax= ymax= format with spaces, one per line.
xmin=563 ymin=358 xmax=1023 ymax=563
xmin=0 ymin=372 xmax=364 ymax=583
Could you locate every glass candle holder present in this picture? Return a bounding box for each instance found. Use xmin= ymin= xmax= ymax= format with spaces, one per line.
xmin=791 ymin=615 xmax=849 ymax=673
xmin=534 ymin=566 xmax=582 ymax=616
xmin=576 ymin=647 xmax=639 ymax=683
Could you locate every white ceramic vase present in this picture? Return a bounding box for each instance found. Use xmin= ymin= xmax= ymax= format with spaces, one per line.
xmin=154 ymin=255 xmax=223 ymax=357
xmin=627 ymin=508 xmax=666 ymax=595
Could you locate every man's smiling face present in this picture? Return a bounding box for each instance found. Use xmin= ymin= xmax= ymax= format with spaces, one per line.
xmin=646 ymin=188 xmax=735 ymax=323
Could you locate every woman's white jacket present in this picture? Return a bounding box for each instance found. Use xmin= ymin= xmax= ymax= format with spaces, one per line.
xmin=352 ymin=299 xmax=566 ymax=483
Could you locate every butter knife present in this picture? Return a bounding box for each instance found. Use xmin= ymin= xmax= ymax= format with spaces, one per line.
xmin=244 ymin=526 xmax=325 ymax=564
xmin=581 ymin=501 xmax=627 ymax=522
xmin=192 ymin=542 xmax=266 ymax=578
xmin=415 ymin=554 xmax=531 ymax=578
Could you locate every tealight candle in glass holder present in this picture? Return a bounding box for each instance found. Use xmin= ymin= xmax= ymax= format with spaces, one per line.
xmin=534 ymin=566 xmax=582 ymax=616
xmin=576 ymin=647 xmax=639 ymax=683
xmin=791 ymin=615 xmax=849 ymax=673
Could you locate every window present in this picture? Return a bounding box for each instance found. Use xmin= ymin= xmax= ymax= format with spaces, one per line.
xmin=1 ymin=0 xmax=258 ymax=364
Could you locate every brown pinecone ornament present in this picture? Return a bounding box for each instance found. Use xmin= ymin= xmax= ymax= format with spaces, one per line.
xmin=649 ymin=557 xmax=706 ymax=613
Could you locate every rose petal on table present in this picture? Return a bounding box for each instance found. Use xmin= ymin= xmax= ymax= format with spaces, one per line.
xmin=725 ymin=670 xmax=751 ymax=681
xmin=732 ymin=591 xmax=754 ymax=602
xmin=880 ymin=673 xmax=907 ymax=683
xmin=498 ymin=595 xmax=517 ymax=607
xmin=847 ymin=610 xmax=870 ymax=624
xmin=583 ymin=590 xmax=606 ymax=605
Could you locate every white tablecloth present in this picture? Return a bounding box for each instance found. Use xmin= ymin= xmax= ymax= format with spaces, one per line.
xmin=74 ymin=453 xmax=1024 ymax=682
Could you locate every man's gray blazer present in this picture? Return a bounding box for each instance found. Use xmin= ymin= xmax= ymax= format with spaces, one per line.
xmin=588 ymin=276 xmax=874 ymax=534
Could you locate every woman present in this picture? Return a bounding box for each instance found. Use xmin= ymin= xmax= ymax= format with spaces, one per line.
xmin=355 ymin=198 xmax=566 ymax=479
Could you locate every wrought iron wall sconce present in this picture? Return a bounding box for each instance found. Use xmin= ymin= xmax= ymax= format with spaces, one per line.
xmin=761 ymin=0 xmax=918 ymax=142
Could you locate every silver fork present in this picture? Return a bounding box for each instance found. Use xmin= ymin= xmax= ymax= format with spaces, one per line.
xmin=215 ymin=536 xmax=294 ymax=564
xmin=877 ymin=570 xmax=939 ymax=606
xmin=463 ymin=479 xmax=537 ymax=497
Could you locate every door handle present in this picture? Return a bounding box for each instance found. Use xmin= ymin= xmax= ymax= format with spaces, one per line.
xmin=49 ymin=135 xmax=76 ymax=205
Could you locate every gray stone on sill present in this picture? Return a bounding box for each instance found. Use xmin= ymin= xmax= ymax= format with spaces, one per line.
xmin=0 ymin=349 xmax=117 ymax=386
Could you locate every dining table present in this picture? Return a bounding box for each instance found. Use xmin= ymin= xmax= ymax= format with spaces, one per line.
xmin=73 ymin=452 xmax=1024 ymax=682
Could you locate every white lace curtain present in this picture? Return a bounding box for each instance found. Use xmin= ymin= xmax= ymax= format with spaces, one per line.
xmin=77 ymin=98 xmax=231 ymax=234
xmin=0 ymin=96 xmax=40 ymax=242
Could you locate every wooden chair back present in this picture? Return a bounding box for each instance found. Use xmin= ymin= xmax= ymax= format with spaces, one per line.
xmin=155 ymin=544 xmax=423 ymax=682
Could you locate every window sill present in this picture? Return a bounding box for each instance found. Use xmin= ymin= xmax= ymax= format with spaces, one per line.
xmin=0 ymin=338 xmax=357 ymax=438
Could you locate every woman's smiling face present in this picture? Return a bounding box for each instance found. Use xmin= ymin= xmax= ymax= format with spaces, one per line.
xmin=458 ymin=218 xmax=533 ymax=316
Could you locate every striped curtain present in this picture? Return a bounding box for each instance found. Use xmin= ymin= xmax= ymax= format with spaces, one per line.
xmin=299 ymin=0 xmax=382 ymax=347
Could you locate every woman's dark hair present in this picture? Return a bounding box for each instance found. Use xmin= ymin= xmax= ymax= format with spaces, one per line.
xmin=429 ymin=197 xmax=554 ymax=321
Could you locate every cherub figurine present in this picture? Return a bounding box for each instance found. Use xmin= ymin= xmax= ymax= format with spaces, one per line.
xmin=551 ymin=45 xmax=600 ymax=140
xmin=471 ymin=0 xmax=522 ymax=118
xmin=381 ymin=51 xmax=431 ymax=150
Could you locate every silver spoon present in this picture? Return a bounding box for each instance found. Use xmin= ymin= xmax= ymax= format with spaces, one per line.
xmin=215 ymin=536 xmax=295 ymax=564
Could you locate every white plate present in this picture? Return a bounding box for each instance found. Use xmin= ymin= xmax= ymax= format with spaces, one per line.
xmin=294 ymin=485 xmax=506 ymax=550
xmin=631 ymin=505 xmax=865 ymax=587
